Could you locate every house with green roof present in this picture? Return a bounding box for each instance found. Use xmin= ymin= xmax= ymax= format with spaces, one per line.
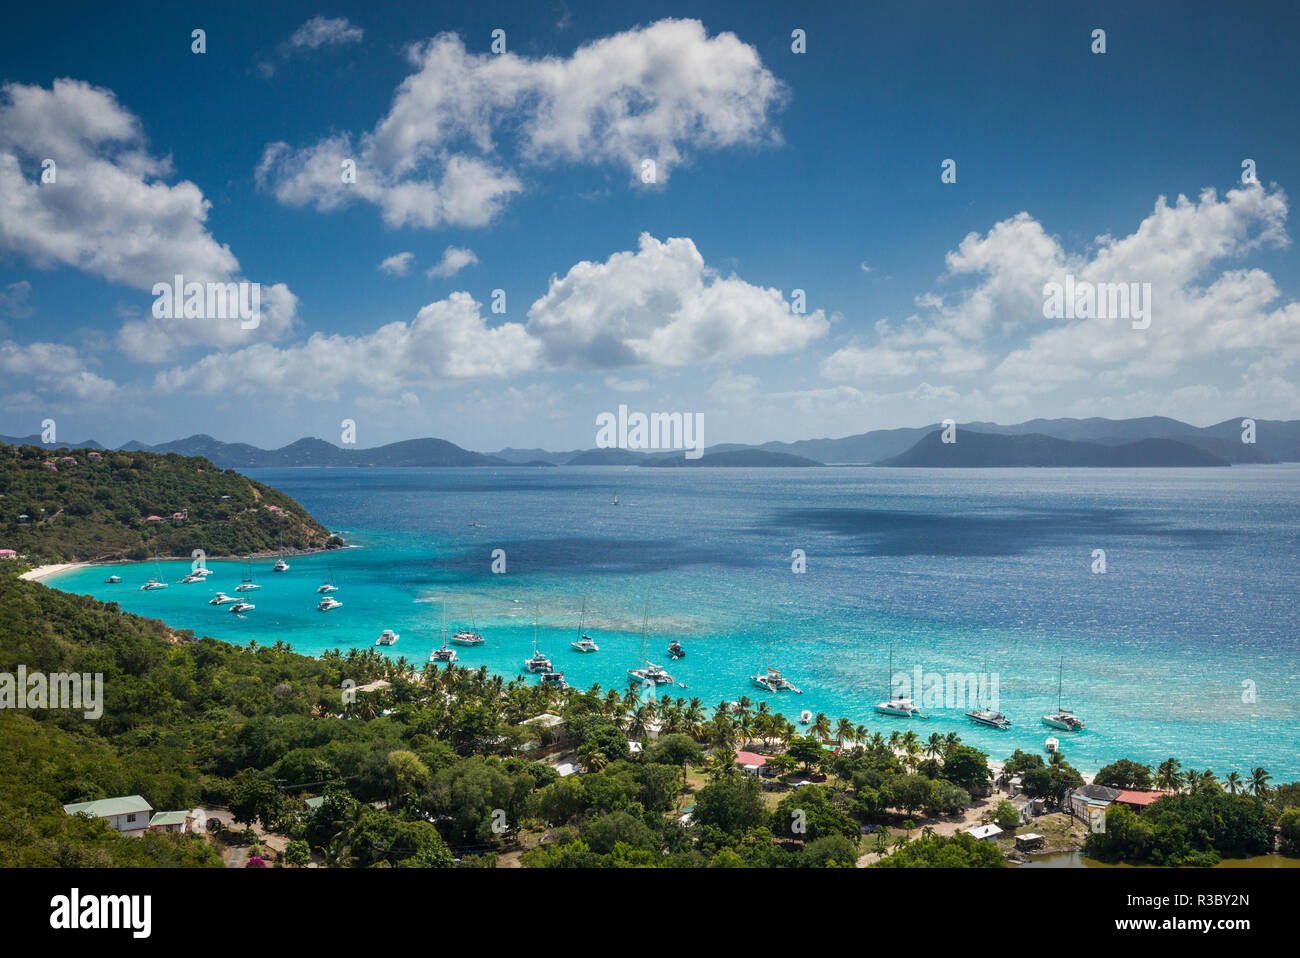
xmin=148 ymin=810 xmax=199 ymax=833
xmin=62 ymin=795 xmax=153 ymax=835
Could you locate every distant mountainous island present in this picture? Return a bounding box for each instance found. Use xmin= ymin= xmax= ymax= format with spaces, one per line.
xmin=877 ymin=432 xmax=1232 ymax=468
xmin=3 ymin=415 xmax=1294 ymax=470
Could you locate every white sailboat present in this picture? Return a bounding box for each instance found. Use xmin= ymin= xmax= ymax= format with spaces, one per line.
xmin=234 ymin=557 xmax=260 ymax=592
xmin=1042 ymin=656 xmax=1086 ymax=731
xmin=524 ymin=605 xmax=552 ymax=673
xmin=751 ymin=608 xmax=801 ymax=693
xmin=966 ymin=658 xmax=1011 ymax=729
xmin=375 ymin=629 xmax=399 ymax=646
xmin=451 ymin=607 xmax=484 ymax=646
xmin=430 ymin=602 xmax=457 ymax=664
xmin=874 ymin=644 xmax=927 ymax=718
xmin=628 ymin=593 xmax=672 ymax=686
xmin=140 ymin=553 xmax=168 ymax=590
xmin=571 ymin=598 xmax=598 ymax=652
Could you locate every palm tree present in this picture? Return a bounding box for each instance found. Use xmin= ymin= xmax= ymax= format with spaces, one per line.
xmin=1224 ymin=771 xmax=1242 ymax=795
xmin=903 ymin=740 xmax=922 ymax=774
xmin=578 ymin=742 xmax=608 ymax=773
xmin=925 ymin=733 xmax=945 ymax=762
xmin=705 ymin=747 xmax=738 ymax=781
xmin=1155 ymin=757 xmax=1184 ymax=792
xmin=1248 ymin=767 xmax=1272 ymax=797
xmin=835 ymin=717 xmax=856 ymax=746
xmin=811 ymin=712 xmax=832 ymax=743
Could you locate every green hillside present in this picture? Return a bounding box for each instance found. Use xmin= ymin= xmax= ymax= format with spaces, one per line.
xmin=0 ymin=444 xmax=341 ymax=562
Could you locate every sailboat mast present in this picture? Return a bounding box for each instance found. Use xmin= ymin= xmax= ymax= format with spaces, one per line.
xmin=640 ymin=591 xmax=649 ymax=667
xmin=1057 ymin=655 xmax=1064 ymax=712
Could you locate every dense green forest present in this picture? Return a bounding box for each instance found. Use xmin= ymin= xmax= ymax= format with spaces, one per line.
xmin=0 ymin=443 xmax=340 ymax=562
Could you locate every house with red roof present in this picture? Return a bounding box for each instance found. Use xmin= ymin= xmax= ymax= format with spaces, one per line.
xmin=145 ymin=515 xmax=164 ymax=523
xmin=42 ymin=461 xmax=57 ymax=471
xmin=1114 ymin=789 xmax=1173 ymax=813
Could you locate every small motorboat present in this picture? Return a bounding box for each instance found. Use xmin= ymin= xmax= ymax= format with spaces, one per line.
xmin=104 ymin=574 xmax=122 ymax=584
xmin=667 ymin=641 xmax=685 ymax=659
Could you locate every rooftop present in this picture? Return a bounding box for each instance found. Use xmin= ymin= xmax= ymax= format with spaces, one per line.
xmin=1115 ymin=788 xmax=1173 ymax=806
xmin=63 ymin=795 xmax=153 ymax=818
xmin=148 ymin=811 xmax=190 ymax=827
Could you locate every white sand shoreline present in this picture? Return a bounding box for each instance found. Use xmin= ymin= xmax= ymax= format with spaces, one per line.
xmin=19 ymin=547 xmax=345 ymax=583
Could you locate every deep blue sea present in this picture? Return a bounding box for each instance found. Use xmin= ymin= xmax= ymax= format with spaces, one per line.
xmin=50 ymin=465 xmax=1300 ymax=778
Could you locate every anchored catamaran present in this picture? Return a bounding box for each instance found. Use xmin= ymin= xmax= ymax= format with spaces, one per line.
xmin=874 ymin=643 xmax=927 ymax=718
xmin=965 ymin=658 xmax=1011 ymax=729
xmin=571 ymin=599 xmax=599 ymax=652
xmin=628 ymin=593 xmax=672 ymax=686
xmin=1042 ymin=656 xmax=1086 ymax=731
xmin=430 ymin=602 xmax=457 ymax=664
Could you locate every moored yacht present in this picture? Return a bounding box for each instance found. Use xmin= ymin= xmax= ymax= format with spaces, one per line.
xmin=209 ymin=592 xmax=237 ymax=605
xmin=525 ymin=606 xmax=552 ymax=672
xmin=229 ymin=601 xmax=255 ymax=613
xmin=235 ymin=558 xmax=260 ymax=591
xmin=1042 ymin=656 xmax=1086 ymax=731
xmin=539 ymin=670 xmax=568 ymax=689
xmin=874 ymin=644 xmax=928 ymax=718
xmin=272 ymin=554 xmax=289 ymax=572
xmin=430 ymin=603 xmax=457 ymax=663
xmin=627 ymin=594 xmax=672 ymax=686
xmin=317 ymin=596 xmax=342 ymax=611
xmin=375 ymin=629 xmax=399 ymax=646
xmin=630 ymin=662 xmax=673 ymax=685
xmin=105 ymin=574 xmax=122 ymax=583
xmin=966 ymin=708 xmax=1012 ymax=729
xmin=317 ymin=581 xmax=338 ymax=594
xmin=140 ymin=577 xmax=167 ymax=591
xmin=966 ymin=657 xmax=1010 ymax=728
xmin=570 ymin=600 xmax=598 ymax=652
xmin=451 ymin=629 xmax=484 ymax=646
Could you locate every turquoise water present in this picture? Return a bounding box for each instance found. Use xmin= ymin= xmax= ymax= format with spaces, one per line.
xmin=48 ymin=465 xmax=1300 ymax=778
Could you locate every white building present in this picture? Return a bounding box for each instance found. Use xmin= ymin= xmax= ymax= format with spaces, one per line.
xmin=62 ymin=795 xmax=154 ymax=835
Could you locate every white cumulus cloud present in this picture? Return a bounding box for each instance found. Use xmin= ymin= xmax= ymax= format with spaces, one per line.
xmin=257 ymin=19 xmax=784 ymax=229
xmin=526 ymin=233 xmax=828 ymax=368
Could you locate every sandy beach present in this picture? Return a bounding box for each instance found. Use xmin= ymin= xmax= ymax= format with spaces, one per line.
xmin=18 ymin=562 xmax=90 ymax=582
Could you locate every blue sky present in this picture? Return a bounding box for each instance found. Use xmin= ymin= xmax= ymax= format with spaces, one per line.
xmin=1 ymin=0 xmax=1298 ymax=449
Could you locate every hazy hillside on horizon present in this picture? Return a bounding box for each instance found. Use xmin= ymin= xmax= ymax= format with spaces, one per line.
xmin=3 ymin=415 xmax=1294 ymax=468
